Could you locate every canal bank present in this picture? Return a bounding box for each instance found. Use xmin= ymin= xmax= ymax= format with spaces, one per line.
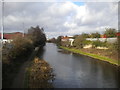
xmin=11 ymin=46 xmax=48 ymax=88
xmin=38 ymin=43 xmax=119 ymax=88
xmin=60 ymin=46 xmax=119 ymax=66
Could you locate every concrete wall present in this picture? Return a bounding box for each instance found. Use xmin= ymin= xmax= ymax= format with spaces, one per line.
xmin=86 ymin=38 xmax=117 ymax=43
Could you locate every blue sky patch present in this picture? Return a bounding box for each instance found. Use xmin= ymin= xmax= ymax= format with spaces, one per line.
xmin=73 ymin=2 xmax=85 ymax=6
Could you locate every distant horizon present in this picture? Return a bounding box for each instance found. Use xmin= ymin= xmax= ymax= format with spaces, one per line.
xmin=2 ymin=27 xmax=119 ymax=39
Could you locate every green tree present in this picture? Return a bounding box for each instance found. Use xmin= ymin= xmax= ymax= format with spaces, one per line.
xmin=73 ymin=35 xmax=79 ymax=39
xmin=28 ymin=26 xmax=46 ymax=46
xmin=73 ymin=35 xmax=85 ymax=48
xmin=47 ymin=38 xmax=56 ymax=43
xmin=90 ymin=32 xmax=101 ymax=38
xmin=104 ymin=28 xmax=117 ymax=38
xmin=56 ymin=36 xmax=62 ymax=46
xmin=81 ymin=33 xmax=90 ymax=38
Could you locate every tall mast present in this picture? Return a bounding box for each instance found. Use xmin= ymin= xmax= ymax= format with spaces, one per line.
xmin=23 ymin=22 xmax=24 ymax=37
xmin=1 ymin=0 xmax=4 ymax=40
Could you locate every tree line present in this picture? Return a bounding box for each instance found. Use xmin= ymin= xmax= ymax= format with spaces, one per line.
xmin=48 ymin=28 xmax=118 ymax=44
xmin=47 ymin=28 xmax=119 ymax=51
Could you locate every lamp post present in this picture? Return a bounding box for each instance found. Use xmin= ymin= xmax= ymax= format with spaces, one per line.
xmin=1 ymin=0 xmax=4 ymax=41
xmin=22 ymin=22 xmax=24 ymax=37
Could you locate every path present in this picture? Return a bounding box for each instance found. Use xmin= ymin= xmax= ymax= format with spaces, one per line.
xmin=11 ymin=47 xmax=40 ymax=88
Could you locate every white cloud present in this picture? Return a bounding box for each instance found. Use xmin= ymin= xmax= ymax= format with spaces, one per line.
xmin=2 ymin=2 xmax=118 ymax=38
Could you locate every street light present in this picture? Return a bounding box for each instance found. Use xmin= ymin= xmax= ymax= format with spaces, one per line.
xmin=1 ymin=0 xmax=4 ymax=40
xmin=22 ymin=22 xmax=25 ymax=37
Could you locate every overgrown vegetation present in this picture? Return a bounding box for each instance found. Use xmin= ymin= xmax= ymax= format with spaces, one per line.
xmin=56 ymin=36 xmax=62 ymax=46
xmin=73 ymin=35 xmax=85 ymax=48
xmin=104 ymin=28 xmax=117 ymax=38
xmin=25 ymin=57 xmax=54 ymax=88
xmin=92 ymin=40 xmax=107 ymax=48
xmin=2 ymin=26 xmax=46 ymax=88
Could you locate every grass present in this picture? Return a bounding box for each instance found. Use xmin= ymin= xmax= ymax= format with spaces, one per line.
xmin=60 ymin=46 xmax=119 ymax=66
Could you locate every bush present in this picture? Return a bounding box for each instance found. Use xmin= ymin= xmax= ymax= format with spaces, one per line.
xmin=26 ymin=58 xmax=54 ymax=88
xmin=8 ymin=36 xmax=34 ymax=61
xmin=107 ymin=41 xmax=119 ymax=51
xmin=56 ymin=36 xmax=62 ymax=46
xmin=61 ymin=41 xmax=70 ymax=47
xmin=90 ymin=32 xmax=101 ymax=38
xmin=83 ymin=40 xmax=92 ymax=45
xmin=73 ymin=35 xmax=85 ymax=48
xmin=92 ymin=40 xmax=107 ymax=48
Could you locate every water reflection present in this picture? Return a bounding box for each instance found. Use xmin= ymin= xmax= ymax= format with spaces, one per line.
xmin=39 ymin=43 xmax=119 ymax=88
xmin=58 ymin=49 xmax=72 ymax=54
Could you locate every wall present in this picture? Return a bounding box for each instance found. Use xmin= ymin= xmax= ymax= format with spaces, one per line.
xmin=86 ymin=38 xmax=117 ymax=43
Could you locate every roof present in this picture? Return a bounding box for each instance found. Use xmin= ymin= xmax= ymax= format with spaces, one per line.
xmin=116 ymin=32 xmax=120 ymax=36
xmin=62 ymin=37 xmax=69 ymax=39
xmin=0 ymin=32 xmax=23 ymax=39
xmin=61 ymin=36 xmax=74 ymax=40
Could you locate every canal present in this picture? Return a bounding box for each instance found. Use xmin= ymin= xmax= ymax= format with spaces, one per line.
xmin=37 ymin=43 xmax=119 ymax=88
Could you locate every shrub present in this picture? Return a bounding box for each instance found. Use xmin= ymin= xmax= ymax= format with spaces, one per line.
xmin=92 ymin=40 xmax=107 ymax=48
xmin=107 ymin=41 xmax=119 ymax=51
xmin=104 ymin=28 xmax=117 ymax=38
xmin=83 ymin=40 xmax=92 ymax=45
xmin=90 ymin=32 xmax=101 ymax=38
xmin=61 ymin=41 xmax=70 ymax=47
xmin=7 ymin=36 xmax=34 ymax=61
xmin=73 ymin=35 xmax=86 ymax=48
xmin=26 ymin=58 xmax=54 ymax=88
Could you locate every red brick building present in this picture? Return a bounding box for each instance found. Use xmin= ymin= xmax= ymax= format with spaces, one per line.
xmin=0 ymin=32 xmax=23 ymax=39
xmin=116 ymin=32 xmax=120 ymax=36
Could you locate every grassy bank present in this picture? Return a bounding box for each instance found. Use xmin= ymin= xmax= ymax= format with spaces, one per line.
xmin=60 ymin=46 xmax=119 ymax=66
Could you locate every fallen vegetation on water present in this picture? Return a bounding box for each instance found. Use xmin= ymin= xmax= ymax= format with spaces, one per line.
xmin=25 ymin=57 xmax=55 ymax=88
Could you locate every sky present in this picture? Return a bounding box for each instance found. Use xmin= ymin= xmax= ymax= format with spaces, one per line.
xmin=0 ymin=1 xmax=118 ymax=38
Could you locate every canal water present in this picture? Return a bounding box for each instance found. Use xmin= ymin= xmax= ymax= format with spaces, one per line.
xmin=37 ymin=43 xmax=119 ymax=88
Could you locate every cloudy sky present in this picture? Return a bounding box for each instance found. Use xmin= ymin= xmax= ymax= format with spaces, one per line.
xmin=0 ymin=1 xmax=118 ymax=38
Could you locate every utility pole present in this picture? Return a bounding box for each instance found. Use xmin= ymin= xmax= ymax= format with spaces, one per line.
xmin=0 ymin=0 xmax=4 ymax=89
xmin=22 ymin=22 xmax=25 ymax=37
xmin=1 ymin=0 xmax=4 ymax=40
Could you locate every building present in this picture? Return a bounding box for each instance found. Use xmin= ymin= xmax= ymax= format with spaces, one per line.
xmin=61 ymin=36 xmax=74 ymax=46
xmin=116 ymin=32 xmax=120 ymax=36
xmin=0 ymin=32 xmax=23 ymax=39
xmin=61 ymin=36 xmax=69 ymax=42
xmin=0 ymin=32 xmax=23 ymax=44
